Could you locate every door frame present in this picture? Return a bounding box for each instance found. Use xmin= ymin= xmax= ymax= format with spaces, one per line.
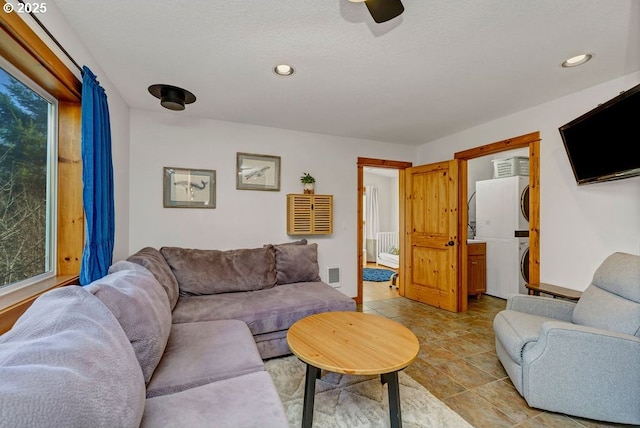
xmin=454 ymin=131 xmax=541 ymax=311
xmin=356 ymin=158 xmax=413 ymax=305
xmin=355 ymin=131 xmax=540 ymax=309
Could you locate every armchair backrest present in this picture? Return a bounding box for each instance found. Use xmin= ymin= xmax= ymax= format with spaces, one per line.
xmin=571 ymin=252 xmax=640 ymax=337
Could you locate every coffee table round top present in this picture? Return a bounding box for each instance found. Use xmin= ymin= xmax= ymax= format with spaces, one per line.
xmin=287 ymin=311 xmax=420 ymax=376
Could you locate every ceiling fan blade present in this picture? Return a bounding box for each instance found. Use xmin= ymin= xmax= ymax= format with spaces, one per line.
xmin=364 ymin=0 xmax=404 ymax=23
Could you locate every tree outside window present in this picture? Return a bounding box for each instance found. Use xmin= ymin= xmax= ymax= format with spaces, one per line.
xmin=0 ymin=66 xmax=54 ymax=288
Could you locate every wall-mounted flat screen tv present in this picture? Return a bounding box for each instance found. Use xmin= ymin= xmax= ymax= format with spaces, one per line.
xmin=559 ymin=82 xmax=640 ymax=185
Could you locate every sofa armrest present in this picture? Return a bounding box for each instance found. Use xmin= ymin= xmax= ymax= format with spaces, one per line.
xmin=523 ymin=321 xmax=640 ymax=424
xmin=506 ymin=295 xmax=576 ymax=321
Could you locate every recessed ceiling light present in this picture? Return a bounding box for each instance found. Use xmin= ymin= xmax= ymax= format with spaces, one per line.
xmin=273 ymin=64 xmax=295 ymax=76
xmin=562 ymin=54 xmax=592 ymax=68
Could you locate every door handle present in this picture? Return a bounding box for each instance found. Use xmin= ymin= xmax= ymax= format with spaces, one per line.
xmin=447 ymin=240 xmax=455 ymax=246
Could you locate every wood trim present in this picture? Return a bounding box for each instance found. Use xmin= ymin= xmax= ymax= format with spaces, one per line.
xmin=357 ymin=158 xmax=415 ymax=169
xmin=57 ymin=102 xmax=84 ymax=275
xmin=454 ymin=131 xmax=541 ymax=299
xmin=397 ymin=168 xmax=406 ymax=297
xmin=0 ymin=10 xmax=81 ymax=101
xmin=453 ymin=132 xmax=540 ymax=160
xmin=457 ymin=160 xmax=468 ymax=312
xmin=356 ymin=157 xmax=412 ymax=305
xmin=528 ymin=139 xmax=541 ymax=284
xmin=357 ymin=163 xmax=364 ymax=304
xmin=0 ymin=275 xmax=79 ymax=334
xmin=0 ymin=9 xmax=83 ymax=331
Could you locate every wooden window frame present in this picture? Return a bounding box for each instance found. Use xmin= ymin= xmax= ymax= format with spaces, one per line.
xmin=0 ymin=11 xmax=83 ymax=333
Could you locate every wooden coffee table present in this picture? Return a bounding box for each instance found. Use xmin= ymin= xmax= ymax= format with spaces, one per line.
xmin=287 ymin=311 xmax=420 ymax=428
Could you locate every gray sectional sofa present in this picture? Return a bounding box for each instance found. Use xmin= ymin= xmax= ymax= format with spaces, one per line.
xmin=0 ymin=240 xmax=356 ymax=427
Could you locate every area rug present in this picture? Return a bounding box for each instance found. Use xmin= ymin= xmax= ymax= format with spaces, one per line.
xmin=265 ymin=356 xmax=472 ymax=428
xmin=363 ymin=267 xmax=396 ymax=282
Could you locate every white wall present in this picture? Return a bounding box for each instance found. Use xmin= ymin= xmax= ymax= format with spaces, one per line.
xmin=129 ymin=110 xmax=416 ymax=297
xmin=418 ymin=72 xmax=640 ymax=290
xmin=25 ymin=4 xmax=131 ymax=261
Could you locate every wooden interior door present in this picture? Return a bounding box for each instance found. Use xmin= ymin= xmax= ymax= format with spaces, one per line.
xmin=402 ymin=160 xmax=460 ymax=312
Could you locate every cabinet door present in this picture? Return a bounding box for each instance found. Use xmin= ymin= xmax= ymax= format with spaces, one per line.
xmin=287 ymin=194 xmax=333 ymax=235
xmin=288 ymin=194 xmax=312 ymax=234
xmin=311 ymin=195 xmax=332 ymax=234
xmin=467 ymin=243 xmax=486 ymax=296
xmin=468 ymin=254 xmax=486 ymax=295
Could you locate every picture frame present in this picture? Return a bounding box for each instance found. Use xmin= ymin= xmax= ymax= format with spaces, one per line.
xmin=163 ymin=167 xmax=216 ymax=208
xmin=236 ymin=152 xmax=281 ymax=191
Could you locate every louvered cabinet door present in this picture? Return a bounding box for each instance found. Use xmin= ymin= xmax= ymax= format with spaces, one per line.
xmin=287 ymin=194 xmax=333 ymax=235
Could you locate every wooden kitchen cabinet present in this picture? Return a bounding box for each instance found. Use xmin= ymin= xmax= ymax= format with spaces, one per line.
xmin=467 ymin=242 xmax=486 ymax=298
xmin=287 ymin=194 xmax=333 ymax=235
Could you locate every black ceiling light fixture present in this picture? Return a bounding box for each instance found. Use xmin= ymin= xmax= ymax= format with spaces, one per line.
xmin=349 ymin=0 xmax=404 ymax=23
xmin=148 ymin=84 xmax=196 ymax=111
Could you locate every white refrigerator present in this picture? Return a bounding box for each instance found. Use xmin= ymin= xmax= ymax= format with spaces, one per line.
xmin=474 ymin=176 xmax=529 ymax=299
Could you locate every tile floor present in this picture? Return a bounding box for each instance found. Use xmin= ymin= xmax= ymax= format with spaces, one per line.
xmin=360 ymin=280 xmax=634 ymax=428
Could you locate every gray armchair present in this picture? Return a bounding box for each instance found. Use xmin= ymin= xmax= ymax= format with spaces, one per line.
xmin=493 ymin=252 xmax=640 ymax=425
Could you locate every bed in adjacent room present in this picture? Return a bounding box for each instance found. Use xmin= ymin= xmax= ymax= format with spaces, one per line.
xmin=376 ymin=232 xmax=399 ymax=269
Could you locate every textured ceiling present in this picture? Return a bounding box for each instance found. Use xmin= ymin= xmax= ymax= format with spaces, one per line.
xmin=51 ymin=0 xmax=640 ymax=146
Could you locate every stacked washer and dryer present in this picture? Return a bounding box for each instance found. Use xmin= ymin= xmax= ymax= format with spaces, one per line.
xmin=475 ymin=174 xmax=530 ymax=299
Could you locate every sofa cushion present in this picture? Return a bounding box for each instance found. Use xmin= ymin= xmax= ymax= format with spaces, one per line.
xmin=572 ymin=252 xmax=640 ymax=337
xmin=161 ymin=246 xmax=277 ymax=295
xmin=142 ymin=371 xmax=289 ymax=428
xmin=86 ymin=261 xmax=172 ymax=384
xmin=127 ymin=246 xmax=180 ymax=310
xmin=253 ymin=330 xmax=291 ymax=359
xmin=0 ymin=286 xmax=145 ymax=427
xmin=591 ymin=252 xmax=640 ymax=302
xmin=572 ymin=285 xmax=640 ymax=337
xmin=172 ymin=281 xmax=356 ymax=335
xmin=146 ymin=319 xmax=264 ymax=398
xmin=275 ymin=242 xmax=321 ymax=285
xmin=493 ymin=310 xmax=555 ymax=364
xmin=269 ymin=238 xmax=307 ymax=247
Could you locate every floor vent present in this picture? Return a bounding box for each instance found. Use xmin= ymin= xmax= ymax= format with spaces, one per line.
xmin=326 ymin=266 xmax=341 ymax=288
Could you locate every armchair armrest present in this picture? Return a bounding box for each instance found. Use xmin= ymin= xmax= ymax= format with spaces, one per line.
xmin=523 ymin=321 xmax=640 ymax=424
xmin=506 ymin=295 xmax=576 ymax=321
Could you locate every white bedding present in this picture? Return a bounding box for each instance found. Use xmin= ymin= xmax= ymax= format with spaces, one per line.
xmin=377 ymin=252 xmax=399 ymax=269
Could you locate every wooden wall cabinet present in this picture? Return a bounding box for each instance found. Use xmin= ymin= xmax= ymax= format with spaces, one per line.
xmin=287 ymin=194 xmax=333 ymax=235
xmin=467 ymin=242 xmax=486 ymax=298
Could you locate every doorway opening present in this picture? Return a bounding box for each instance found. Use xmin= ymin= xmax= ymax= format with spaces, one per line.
xmin=356 ymin=132 xmax=540 ymax=311
xmin=363 ymin=167 xmax=400 ymax=302
xmin=356 ymin=158 xmax=412 ymax=305
xmin=467 ymin=147 xmax=530 ymax=300
xmin=455 ymin=132 xmax=540 ymax=312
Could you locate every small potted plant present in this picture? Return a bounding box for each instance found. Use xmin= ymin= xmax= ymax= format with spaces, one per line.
xmin=300 ymin=172 xmax=315 ymax=194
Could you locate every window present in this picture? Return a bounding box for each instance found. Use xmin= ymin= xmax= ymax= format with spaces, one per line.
xmin=0 ymin=11 xmax=82 ymax=326
xmin=0 ymin=61 xmax=57 ymax=294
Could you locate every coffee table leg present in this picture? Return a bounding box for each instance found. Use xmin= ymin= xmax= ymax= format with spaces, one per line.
xmin=381 ymin=371 xmax=402 ymax=428
xmin=302 ymin=364 xmax=320 ymax=428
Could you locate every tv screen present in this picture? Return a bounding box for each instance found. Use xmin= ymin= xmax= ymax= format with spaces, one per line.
xmin=559 ymin=82 xmax=640 ymax=185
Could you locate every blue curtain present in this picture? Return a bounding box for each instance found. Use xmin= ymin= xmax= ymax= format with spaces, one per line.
xmin=80 ymin=66 xmax=114 ymax=285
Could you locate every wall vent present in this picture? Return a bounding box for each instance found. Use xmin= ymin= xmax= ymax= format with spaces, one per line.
xmin=326 ymin=265 xmax=341 ymax=288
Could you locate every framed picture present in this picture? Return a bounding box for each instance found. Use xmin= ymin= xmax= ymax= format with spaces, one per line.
xmin=236 ymin=152 xmax=281 ymax=191
xmin=163 ymin=167 xmax=216 ymax=208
